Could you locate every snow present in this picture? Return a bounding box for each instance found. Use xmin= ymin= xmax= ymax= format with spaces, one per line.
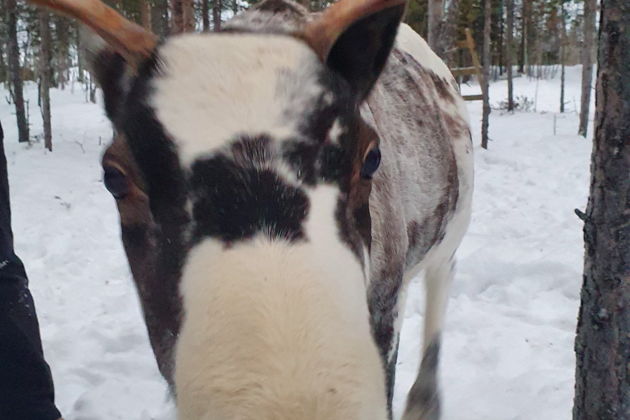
xmin=0 ymin=66 xmax=592 ymax=420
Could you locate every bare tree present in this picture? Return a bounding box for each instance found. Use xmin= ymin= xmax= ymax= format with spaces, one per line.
xmin=481 ymin=0 xmax=491 ymax=149
xmin=573 ymin=0 xmax=630 ymax=417
xmin=171 ymin=0 xmax=195 ymax=33
xmin=578 ymin=0 xmax=596 ymax=137
xmin=38 ymin=10 xmax=52 ymax=152
xmin=505 ymin=0 xmax=514 ymax=111
xmin=440 ymin=0 xmax=461 ymax=66
xmin=559 ymin=1 xmax=567 ymax=113
xmin=5 ymin=0 xmax=29 ymax=143
xmin=0 ymin=32 xmax=7 ymax=85
xmin=427 ymin=0 xmax=444 ymax=55
xmin=202 ymin=0 xmax=210 ymax=31
xmin=151 ymin=0 xmax=170 ymax=37
xmin=54 ymin=16 xmax=71 ymax=89
xmin=519 ymin=0 xmax=529 ymax=73
xmin=212 ymin=0 xmax=222 ymax=31
xmin=140 ymin=0 xmax=152 ymax=29
xmin=183 ymin=0 xmax=194 ymax=31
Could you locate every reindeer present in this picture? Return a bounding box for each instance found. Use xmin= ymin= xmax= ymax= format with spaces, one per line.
xmin=30 ymin=0 xmax=473 ymax=418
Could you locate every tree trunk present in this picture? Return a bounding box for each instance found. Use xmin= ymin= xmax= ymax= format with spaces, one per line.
xmin=5 ymin=0 xmax=29 ymax=143
xmin=560 ymin=59 xmax=566 ymax=113
xmin=519 ymin=0 xmax=528 ymax=73
xmin=182 ymin=0 xmax=194 ymax=32
xmin=498 ymin=0 xmax=504 ymax=76
xmin=427 ymin=0 xmax=443 ymax=55
xmin=54 ymin=16 xmax=70 ymax=89
xmin=140 ymin=0 xmax=152 ymax=29
xmin=573 ymin=0 xmax=630 ymax=418
xmin=559 ymin=3 xmax=567 ymax=113
xmin=0 ymin=37 xmax=7 ymax=86
xmin=505 ymin=0 xmax=514 ymax=111
xmin=0 ymin=0 xmax=6 ymax=84
xmin=578 ymin=0 xmax=597 ymax=137
xmin=171 ymin=0 xmax=183 ymax=33
xmin=38 ymin=10 xmax=52 ymax=152
xmin=171 ymin=0 xmax=194 ymax=33
xmin=212 ymin=0 xmax=222 ymax=32
xmin=481 ymin=0 xmax=491 ymax=149
xmin=151 ymin=0 xmax=170 ymax=38
xmin=202 ymin=0 xmax=210 ymax=31
xmin=440 ymin=0 xmax=461 ymax=67
xmin=76 ymin=22 xmax=85 ymax=83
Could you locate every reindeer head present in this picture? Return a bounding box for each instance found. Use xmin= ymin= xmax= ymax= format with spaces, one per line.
xmin=31 ymin=0 xmax=405 ymax=418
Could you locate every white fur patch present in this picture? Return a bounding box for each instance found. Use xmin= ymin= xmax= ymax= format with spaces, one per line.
xmin=395 ymin=24 xmax=455 ymax=82
xmin=328 ymin=119 xmax=344 ymax=144
xmin=175 ymin=185 xmax=387 ymax=420
xmin=151 ymin=33 xmax=324 ymax=167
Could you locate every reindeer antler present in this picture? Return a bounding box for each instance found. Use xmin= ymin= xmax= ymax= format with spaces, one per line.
xmin=28 ymin=0 xmax=157 ymax=66
xmin=302 ymin=0 xmax=405 ymax=60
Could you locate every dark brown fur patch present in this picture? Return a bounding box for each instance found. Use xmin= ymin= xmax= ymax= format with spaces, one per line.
xmin=429 ymin=72 xmax=456 ymax=104
xmin=102 ymin=135 xmax=183 ymax=386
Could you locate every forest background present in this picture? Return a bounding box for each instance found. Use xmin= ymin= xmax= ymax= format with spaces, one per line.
xmin=0 ymin=0 xmax=598 ymax=151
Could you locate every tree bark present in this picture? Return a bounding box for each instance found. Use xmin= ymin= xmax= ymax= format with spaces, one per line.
xmin=427 ymin=0 xmax=444 ymax=55
xmin=5 ymin=0 xmax=29 ymax=143
xmin=202 ymin=0 xmax=210 ymax=32
xmin=151 ymin=0 xmax=170 ymax=38
xmin=573 ymin=0 xmax=630 ymax=419
xmin=519 ymin=0 xmax=528 ymax=73
xmin=505 ymin=0 xmax=514 ymax=111
xmin=140 ymin=0 xmax=152 ymax=29
xmin=578 ymin=0 xmax=597 ymax=137
xmin=560 ymin=2 xmax=567 ymax=113
xmin=212 ymin=0 xmax=222 ymax=32
xmin=481 ymin=0 xmax=491 ymax=149
xmin=498 ymin=0 xmax=504 ymax=76
xmin=54 ymin=16 xmax=70 ymax=89
xmin=0 ymin=34 xmax=6 ymax=85
xmin=182 ymin=0 xmax=194 ymax=32
xmin=38 ymin=10 xmax=52 ymax=152
xmin=440 ymin=0 xmax=461 ymax=66
xmin=76 ymin=23 xmax=85 ymax=84
xmin=171 ymin=0 xmax=195 ymax=33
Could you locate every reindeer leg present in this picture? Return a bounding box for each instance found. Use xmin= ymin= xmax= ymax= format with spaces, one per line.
xmin=402 ymin=258 xmax=455 ymax=420
xmin=368 ymin=269 xmax=407 ymax=420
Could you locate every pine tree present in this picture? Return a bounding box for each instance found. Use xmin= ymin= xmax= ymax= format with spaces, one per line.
xmin=481 ymin=0 xmax=491 ymax=149
xmin=506 ymin=0 xmax=514 ymax=111
xmin=573 ymin=0 xmax=630 ymax=416
xmin=5 ymin=0 xmax=29 ymax=143
xmin=38 ymin=10 xmax=52 ymax=151
xmin=578 ymin=0 xmax=596 ymax=137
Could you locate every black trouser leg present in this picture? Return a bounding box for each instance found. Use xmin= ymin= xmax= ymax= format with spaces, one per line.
xmin=0 ymin=121 xmax=61 ymax=420
xmin=0 ymin=262 xmax=62 ymax=420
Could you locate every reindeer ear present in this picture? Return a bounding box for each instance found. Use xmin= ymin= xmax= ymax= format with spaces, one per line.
xmin=303 ymin=0 xmax=406 ymax=101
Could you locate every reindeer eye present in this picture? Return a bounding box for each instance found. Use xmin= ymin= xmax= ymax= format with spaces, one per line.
xmin=103 ymin=166 xmax=129 ymax=199
xmin=360 ymin=147 xmax=381 ymax=179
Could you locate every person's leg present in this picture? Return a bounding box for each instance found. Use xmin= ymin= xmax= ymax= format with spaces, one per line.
xmin=0 ymin=121 xmax=62 ymax=420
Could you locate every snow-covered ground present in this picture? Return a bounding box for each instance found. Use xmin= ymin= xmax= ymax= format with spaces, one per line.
xmin=1 ymin=66 xmax=592 ymax=420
